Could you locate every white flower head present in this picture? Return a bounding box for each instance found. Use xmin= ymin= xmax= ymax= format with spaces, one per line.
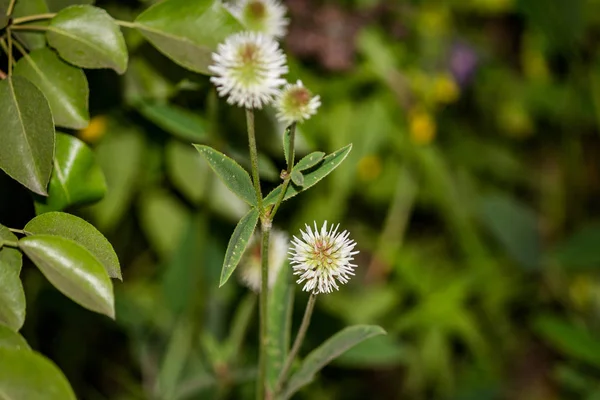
xmin=289 ymin=221 xmax=359 ymax=294
xmin=275 ymin=80 xmax=321 ymax=125
xmin=228 ymin=0 xmax=289 ymax=39
xmin=210 ymin=32 xmax=288 ymax=109
xmin=239 ymin=229 xmax=289 ymax=292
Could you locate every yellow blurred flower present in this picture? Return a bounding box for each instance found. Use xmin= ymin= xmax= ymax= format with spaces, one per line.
xmin=418 ymin=7 xmax=450 ymax=37
xmin=433 ymin=74 xmax=460 ymax=104
xmin=409 ymin=108 xmax=436 ymax=145
xmin=522 ymin=42 xmax=550 ymax=82
xmin=569 ymin=274 xmax=592 ymax=310
xmin=78 ymin=115 xmax=108 ymax=143
xmin=498 ymin=101 xmax=533 ymax=138
xmin=358 ymin=155 xmax=382 ymax=182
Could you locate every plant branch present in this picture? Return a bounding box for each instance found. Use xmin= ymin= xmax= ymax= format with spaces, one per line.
xmin=6 ymin=0 xmax=17 ymax=17
xmin=275 ymin=293 xmax=317 ymax=393
xmin=258 ymin=224 xmax=271 ymax=400
xmin=115 ymin=20 xmax=137 ymax=29
xmin=270 ymin=123 xmax=297 ymax=219
xmin=6 ymin=30 xmax=12 ymax=75
xmin=0 ymin=240 xmax=19 ymax=249
xmin=10 ymin=25 xmax=48 ymax=31
xmin=8 ymin=228 xmax=30 ymax=235
xmin=12 ymin=13 xmax=56 ymax=25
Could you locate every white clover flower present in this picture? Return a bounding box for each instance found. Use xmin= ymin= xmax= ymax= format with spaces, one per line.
xmin=239 ymin=229 xmax=289 ymax=292
xmin=228 ymin=0 xmax=289 ymax=39
xmin=275 ymin=80 xmax=321 ymax=125
xmin=209 ymin=32 xmax=288 ymax=109
xmin=289 ymin=221 xmax=359 ymax=294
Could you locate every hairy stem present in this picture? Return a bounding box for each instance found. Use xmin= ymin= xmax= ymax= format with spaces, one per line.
xmin=275 ymin=293 xmax=317 ymax=393
xmin=270 ymin=123 xmax=297 ymax=219
xmin=246 ymin=109 xmax=263 ymax=213
xmin=259 ymin=223 xmax=271 ymax=400
xmin=12 ymin=13 xmax=56 ymax=25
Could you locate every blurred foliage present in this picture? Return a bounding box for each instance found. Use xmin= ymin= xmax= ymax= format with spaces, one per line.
xmin=2 ymin=0 xmax=600 ymax=399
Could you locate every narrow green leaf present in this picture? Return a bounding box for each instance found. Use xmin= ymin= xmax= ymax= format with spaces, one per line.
xmin=333 ymin=335 xmax=408 ymax=368
xmin=0 ymin=225 xmax=25 ymax=331
xmin=220 ymin=208 xmax=259 ymax=287
xmin=290 ymin=170 xmax=304 ymax=187
xmin=166 ymin=141 xmax=209 ymax=204
xmin=14 ymin=48 xmax=89 ymax=129
xmin=264 ymin=144 xmax=352 ymax=206
xmin=283 ymin=325 xmax=386 ymax=399
xmin=283 ymin=126 xmax=292 ymax=166
xmin=25 ymin=211 xmax=121 ymax=280
xmin=554 ymin=223 xmax=600 ymax=269
xmin=194 ymin=145 xmax=257 ymax=207
xmin=293 ymin=152 xmax=325 ymax=172
xmin=136 ymin=101 xmax=209 ymax=143
xmin=47 ymin=5 xmax=128 ymax=74
xmin=13 ymin=0 xmax=49 ymax=50
xmin=19 ymin=235 xmax=115 ymax=318
xmin=224 ymin=293 xmax=256 ymax=362
xmin=34 ymin=133 xmax=107 ymax=213
xmin=134 ymin=0 xmax=242 ymax=74
xmin=157 ymin=318 xmax=194 ymax=399
xmin=0 ymin=76 xmax=54 ymax=195
xmin=266 ymin=261 xmax=293 ymax=390
xmin=0 ymin=347 xmax=76 ymax=400
xmin=0 ymin=324 xmax=30 ymax=350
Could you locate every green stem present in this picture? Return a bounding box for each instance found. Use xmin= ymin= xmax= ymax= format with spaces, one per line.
xmin=270 ymin=123 xmax=297 ymax=219
xmin=10 ymin=24 xmax=48 ymax=31
xmin=8 ymin=228 xmax=29 ymax=235
xmin=6 ymin=30 xmax=12 ymax=76
xmin=0 ymin=240 xmax=19 ymax=249
xmin=12 ymin=13 xmax=56 ymax=25
xmin=246 ymin=109 xmax=263 ymax=213
xmin=11 ymin=37 xmax=28 ymax=58
xmin=116 ymin=20 xmax=137 ymax=29
xmin=258 ymin=224 xmax=271 ymax=400
xmin=6 ymin=0 xmax=17 ymax=16
xmin=275 ymin=293 xmax=317 ymax=394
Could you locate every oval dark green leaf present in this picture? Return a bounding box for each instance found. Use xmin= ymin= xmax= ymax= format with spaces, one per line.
xmin=0 ymin=225 xmax=26 ymax=331
xmin=47 ymin=5 xmax=128 ymax=74
xmin=25 ymin=211 xmax=121 ymax=280
xmin=0 ymin=76 xmax=54 ymax=195
xmin=19 ymin=235 xmax=114 ymax=318
xmin=14 ymin=48 xmax=89 ymax=129
xmin=220 ymin=207 xmax=259 ymax=287
xmin=0 ymin=324 xmax=30 ymax=350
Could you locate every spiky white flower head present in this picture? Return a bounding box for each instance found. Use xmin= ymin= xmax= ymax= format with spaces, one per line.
xmin=239 ymin=229 xmax=289 ymax=292
xmin=275 ymin=80 xmax=321 ymax=125
xmin=228 ymin=0 xmax=289 ymax=39
xmin=289 ymin=221 xmax=359 ymax=294
xmin=209 ymin=32 xmax=288 ymax=109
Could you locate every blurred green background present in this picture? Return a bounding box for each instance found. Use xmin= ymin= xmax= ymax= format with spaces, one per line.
xmin=2 ymin=0 xmax=600 ymax=398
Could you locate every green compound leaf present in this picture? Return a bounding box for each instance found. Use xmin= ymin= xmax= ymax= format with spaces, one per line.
xmin=283 ymin=325 xmax=386 ymax=399
xmin=14 ymin=47 xmax=89 ymax=129
xmin=0 ymin=225 xmax=26 ymax=332
xmin=294 ymin=151 xmax=325 ymax=172
xmin=0 ymin=347 xmax=76 ymax=400
xmin=25 ymin=211 xmax=121 ymax=280
xmin=134 ymin=0 xmax=242 ymax=74
xmin=136 ymin=101 xmax=209 ymax=143
xmin=220 ymin=207 xmax=259 ymax=287
xmin=47 ymin=5 xmax=128 ymax=74
xmin=290 ymin=170 xmax=304 ymax=187
xmin=0 ymin=76 xmax=54 ymax=196
xmin=19 ymin=235 xmax=114 ymax=318
xmin=264 ymin=144 xmax=352 ymax=206
xmin=194 ymin=145 xmax=258 ymax=207
xmin=0 ymin=324 xmax=30 ymax=350
xmin=34 ymin=133 xmax=107 ymax=214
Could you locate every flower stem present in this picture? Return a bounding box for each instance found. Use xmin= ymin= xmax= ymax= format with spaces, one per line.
xmin=12 ymin=13 xmax=56 ymax=25
xmin=275 ymin=293 xmax=317 ymax=393
xmin=270 ymin=123 xmax=297 ymax=219
xmin=258 ymin=223 xmax=271 ymax=400
xmin=246 ymin=109 xmax=263 ymax=213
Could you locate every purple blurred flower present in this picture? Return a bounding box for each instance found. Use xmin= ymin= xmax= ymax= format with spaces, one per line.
xmin=450 ymin=41 xmax=478 ymax=87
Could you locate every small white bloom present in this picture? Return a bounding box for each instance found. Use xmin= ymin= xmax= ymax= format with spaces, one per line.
xmin=275 ymin=80 xmax=321 ymax=125
xmin=289 ymin=221 xmax=359 ymax=294
xmin=228 ymin=0 xmax=289 ymax=39
xmin=239 ymin=229 xmax=289 ymax=292
xmin=210 ymin=32 xmax=288 ymax=109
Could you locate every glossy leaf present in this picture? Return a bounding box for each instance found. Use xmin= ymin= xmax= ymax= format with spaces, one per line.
xmin=47 ymin=5 xmax=128 ymax=74
xmin=34 ymin=133 xmax=106 ymax=213
xmin=0 ymin=76 xmax=54 ymax=195
xmin=0 ymin=225 xmax=26 ymax=331
xmin=0 ymin=324 xmax=30 ymax=350
xmin=134 ymin=0 xmax=242 ymax=74
xmin=264 ymin=144 xmax=353 ymax=206
xmin=25 ymin=211 xmax=121 ymax=280
xmin=194 ymin=145 xmax=257 ymax=207
xmin=0 ymin=347 xmax=76 ymax=400
xmin=19 ymin=235 xmax=115 ymax=318
xmin=290 ymin=170 xmax=304 ymax=187
xmin=13 ymin=0 xmax=49 ymax=50
xmin=294 ymin=152 xmax=325 ymax=172
xmin=220 ymin=207 xmax=259 ymax=287
xmin=283 ymin=325 xmax=386 ymax=399
xmin=136 ymin=101 xmax=209 ymax=143
xmin=14 ymin=48 xmax=89 ymax=129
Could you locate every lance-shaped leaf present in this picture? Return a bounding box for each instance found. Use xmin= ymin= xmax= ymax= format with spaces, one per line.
xmin=283 ymin=325 xmax=386 ymax=399
xmin=294 ymin=152 xmax=325 ymax=172
xmin=14 ymin=47 xmax=89 ymax=129
xmin=0 ymin=324 xmax=30 ymax=350
xmin=194 ymin=145 xmax=257 ymax=207
xmin=264 ymin=144 xmax=352 ymax=206
xmin=134 ymin=0 xmax=242 ymax=74
xmin=19 ymin=235 xmax=115 ymax=318
xmin=0 ymin=76 xmax=54 ymax=195
xmin=0 ymin=347 xmax=76 ymax=400
xmin=47 ymin=5 xmax=128 ymax=74
xmin=220 ymin=208 xmax=259 ymax=287
xmin=0 ymin=225 xmax=26 ymax=331
xmin=25 ymin=212 xmax=121 ymax=280
xmin=13 ymin=0 xmax=49 ymax=50
xmin=136 ymin=101 xmax=209 ymax=143
xmin=34 ymin=133 xmax=106 ymax=214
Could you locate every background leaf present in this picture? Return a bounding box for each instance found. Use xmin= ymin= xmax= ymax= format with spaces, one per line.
xmin=220 ymin=207 xmax=259 ymax=286
xmin=554 ymin=223 xmax=600 ymax=270
xmin=13 ymin=0 xmax=49 ymax=50
xmin=136 ymin=101 xmax=209 ymax=143
xmin=19 ymin=234 xmax=115 ymax=318
xmin=0 ymin=76 xmax=54 ymax=195
xmin=0 ymin=225 xmax=26 ymax=331
xmin=14 ymin=47 xmax=89 ymax=129
xmin=134 ymin=0 xmax=242 ymax=74
xmin=34 ymin=133 xmax=106 ymax=213
xmin=25 ymin=211 xmax=121 ymax=280
xmin=47 ymin=5 xmax=128 ymax=74
xmin=47 ymin=0 xmax=94 ymax=12
xmin=166 ymin=141 xmax=209 ymax=204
